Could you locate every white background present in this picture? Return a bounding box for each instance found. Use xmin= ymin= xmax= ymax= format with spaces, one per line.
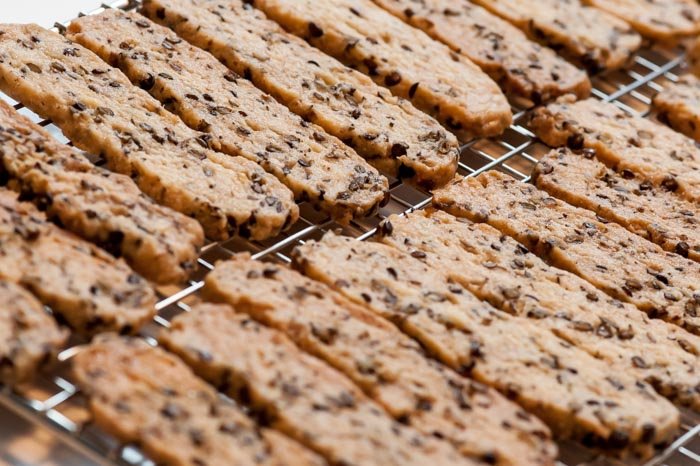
xmin=3 ymin=1 xmax=104 ymax=27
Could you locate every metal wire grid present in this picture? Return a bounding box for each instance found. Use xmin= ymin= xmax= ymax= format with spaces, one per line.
xmin=0 ymin=1 xmax=699 ymax=465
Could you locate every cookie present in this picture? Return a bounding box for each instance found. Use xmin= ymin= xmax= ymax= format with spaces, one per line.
xmin=372 ymin=0 xmax=591 ymax=103
xmin=162 ymin=303 xmax=470 ymax=466
xmin=378 ymin=209 xmax=700 ymax=411
xmin=0 ymin=100 xmax=203 ymax=284
xmin=583 ymin=0 xmax=700 ymax=41
xmin=203 ymin=256 xmax=557 ymax=466
xmin=653 ymin=74 xmax=700 ymax=141
xmin=141 ymin=0 xmax=460 ymax=189
xmin=72 ymin=336 xmax=325 ymax=466
xmin=292 ymin=233 xmax=680 ymax=458
xmin=0 ymin=188 xmax=155 ymax=335
xmin=250 ymin=0 xmax=512 ymax=140
xmin=691 ymin=37 xmax=700 ymax=76
xmin=68 ymin=10 xmax=388 ymax=224
xmin=472 ymin=0 xmax=642 ymax=73
xmin=0 ymin=280 xmax=67 ymax=384
xmin=533 ymin=147 xmax=699 ymax=262
xmin=433 ymin=171 xmax=700 ymax=335
xmin=530 ymin=97 xmax=700 ymax=203
xmin=0 ymin=24 xmax=298 ymax=240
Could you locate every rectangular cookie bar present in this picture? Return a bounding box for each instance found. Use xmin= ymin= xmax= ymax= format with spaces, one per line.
xmin=0 ymin=100 xmax=203 ymax=285
xmin=433 ymin=171 xmax=700 ymax=335
xmin=530 ymin=97 xmax=700 ymax=203
xmin=162 ymin=303 xmax=469 ymax=466
xmin=0 ymin=280 xmax=67 ymax=384
xmin=72 ymin=336 xmax=324 ymax=466
xmin=378 ymin=209 xmax=700 ymax=411
xmin=0 ymin=24 xmax=298 ymax=241
xmin=583 ymin=0 xmax=700 ymax=41
xmin=249 ymin=0 xmax=512 ymax=140
xmin=0 ymin=188 xmax=156 ymax=335
xmin=203 ymin=256 xmax=557 ymax=466
xmin=371 ymin=0 xmax=591 ymax=103
xmin=142 ymin=0 xmax=459 ymax=190
xmin=653 ymin=74 xmax=700 ymax=141
xmin=472 ymin=0 xmax=642 ymax=73
xmin=533 ymin=147 xmax=699 ymax=262
xmin=292 ymin=233 xmax=680 ymax=458
xmin=68 ymin=11 xmax=388 ymax=224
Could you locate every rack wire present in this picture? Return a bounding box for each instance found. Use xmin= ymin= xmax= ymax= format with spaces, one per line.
xmin=0 ymin=1 xmax=699 ymax=465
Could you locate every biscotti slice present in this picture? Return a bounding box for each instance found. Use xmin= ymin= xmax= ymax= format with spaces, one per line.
xmin=162 ymin=304 xmax=469 ymax=466
xmin=471 ymin=0 xmax=641 ymax=73
xmin=533 ymin=147 xmax=699 ymax=262
xmin=0 ymin=189 xmax=155 ymax=335
xmin=583 ymin=0 xmax=700 ymax=41
xmin=0 ymin=100 xmax=203 ymax=285
xmin=68 ymin=11 xmax=388 ymax=224
xmin=530 ymin=97 xmax=700 ymax=202
xmin=0 ymin=280 xmax=67 ymax=384
xmin=249 ymin=0 xmax=512 ymax=140
xmin=72 ymin=336 xmax=325 ymax=466
xmin=371 ymin=0 xmax=591 ymax=103
xmin=203 ymin=256 xmax=557 ymax=466
xmin=433 ymin=171 xmax=700 ymax=335
xmin=0 ymin=24 xmax=297 ymax=241
xmin=292 ymin=234 xmax=680 ymax=458
xmin=141 ymin=0 xmax=459 ymax=190
xmin=653 ymin=74 xmax=700 ymax=141
xmin=378 ymin=209 xmax=700 ymax=411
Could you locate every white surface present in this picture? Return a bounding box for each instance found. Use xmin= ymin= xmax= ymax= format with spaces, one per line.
xmin=2 ymin=1 xmax=104 ymax=27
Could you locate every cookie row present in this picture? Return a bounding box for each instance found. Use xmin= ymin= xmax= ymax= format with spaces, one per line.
xmin=67 ymin=10 xmax=388 ymax=224
xmin=0 ymin=24 xmax=300 ymax=240
xmin=533 ymin=147 xmax=699 ymax=262
xmin=5 ymin=0 xmax=692 ymax=292
xmin=141 ymin=0 xmax=460 ymax=189
xmin=73 ymin=336 xmax=326 ymax=466
xmin=379 ymin=210 xmax=700 ymax=410
xmin=67 ymin=202 xmax=698 ymax=464
xmin=0 ymin=99 xmax=203 ymax=284
xmin=203 ymin=257 xmax=556 ymax=466
xmin=528 ymin=98 xmax=699 ymax=261
xmin=434 ymin=171 xmax=700 ymax=335
xmin=292 ymin=233 xmax=681 ymax=459
xmin=0 ymin=188 xmax=155 ymax=335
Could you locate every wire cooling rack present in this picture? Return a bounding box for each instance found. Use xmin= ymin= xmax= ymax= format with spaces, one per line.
xmin=0 ymin=1 xmax=699 ymax=465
